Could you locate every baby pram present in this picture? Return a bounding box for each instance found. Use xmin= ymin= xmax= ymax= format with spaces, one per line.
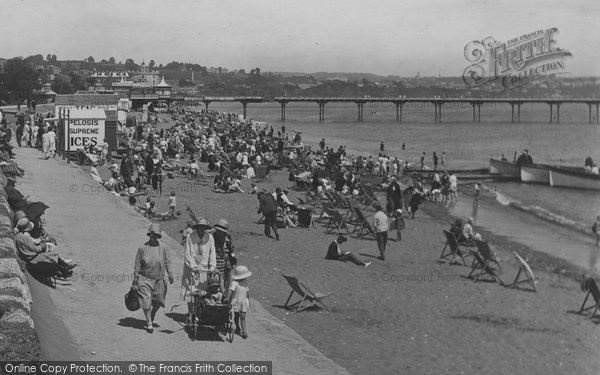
xmin=187 ymin=272 xmax=234 ymax=343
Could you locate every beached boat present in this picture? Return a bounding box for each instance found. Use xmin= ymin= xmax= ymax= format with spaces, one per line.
xmin=549 ymin=168 xmax=600 ymax=190
xmin=520 ymin=164 xmax=550 ymax=184
xmin=489 ymin=158 xmax=520 ymax=179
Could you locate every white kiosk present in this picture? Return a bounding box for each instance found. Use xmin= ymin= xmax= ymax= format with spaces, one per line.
xmin=64 ymin=108 xmax=106 ymax=151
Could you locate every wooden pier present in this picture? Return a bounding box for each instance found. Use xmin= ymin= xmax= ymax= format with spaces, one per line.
xmin=181 ymin=96 xmax=600 ymax=123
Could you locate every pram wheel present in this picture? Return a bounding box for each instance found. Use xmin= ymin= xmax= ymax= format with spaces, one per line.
xmin=187 ymin=310 xmax=197 ymax=340
xmin=227 ymin=309 xmax=235 ymax=343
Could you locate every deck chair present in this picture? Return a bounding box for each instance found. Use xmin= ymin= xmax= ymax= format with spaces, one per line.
xmin=344 ymin=198 xmax=361 ymax=231
xmin=297 ymin=207 xmax=314 ymax=229
xmin=254 ymin=166 xmax=271 ymax=182
xmin=358 ymin=183 xmax=379 ymax=210
xmin=327 ymin=191 xmax=349 ymax=209
xmin=281 ymin=274 xmax=329 ymax=312
xmin=440 ymin=230 xmax=468 ymax=265
xmin=352 ymin=207 xmax=377 ymax=240
xmin=465 ymin=251 xmax=504 ymax=285
xmin=508 ymin=251 xmax=536 ymax=292
xmin=579 ymin=277 xmax=600 ymax=317
xmin=325 ymin=208 xmax=349 ymax=234
xmin=475 ymin=240 xmax=502 ymax=271
xmin=316 ymin=201 xmax=334 ymax=223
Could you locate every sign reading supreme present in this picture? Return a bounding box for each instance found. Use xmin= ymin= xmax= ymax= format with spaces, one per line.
xmin=65 ymin=118 xmax=105 ymax=150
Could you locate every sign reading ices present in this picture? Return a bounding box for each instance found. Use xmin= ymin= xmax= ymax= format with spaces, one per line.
xmin=65 ymin=118 xmax=105 ymax=149
xmin=58 ymin=108 xmax=107 ymax=151
xmin=462 ymin=27 xmax=572 ymax=90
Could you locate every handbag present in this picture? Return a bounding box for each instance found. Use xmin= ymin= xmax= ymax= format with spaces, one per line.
xmin=125 ymin=287 xmax=141 ymax=311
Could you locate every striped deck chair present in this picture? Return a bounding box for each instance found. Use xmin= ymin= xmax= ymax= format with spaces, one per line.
xmin=465 ymin=251 xmax=504 ymax=285
xmin=475 ymin=240 xmax=502 ymax=271
xmin=579 ymin=277 xmax=600 ymax=317
xmin=327 ymin=191 xmax=349 ymax=209
xmin=352 ymin=207 xmax=377 ymax=240
xmin=440 ymin=230 xmax=469 ymax=265
xmin=508 ymin=251 xmax=536 ymax=292
xmin=325 ymin=208 xmax=349 ymax=234
xmin=281 ymin=273 xmax=329 ymax=313
xmin=254 ymin=165 xmax=271 ymax=182
xmin=316 ymin=201 xmax=334 ymax=223
xmin=344 ymin=198 xmax=361 ymax=231
xmin=358 ymin=183 xmax=380 ymax=210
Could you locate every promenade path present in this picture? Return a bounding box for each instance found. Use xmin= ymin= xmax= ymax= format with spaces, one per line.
xmin=15 ymin=147 xmax=349 ymax=375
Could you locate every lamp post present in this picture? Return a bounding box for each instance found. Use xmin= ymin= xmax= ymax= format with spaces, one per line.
xmin=66 ymin=109 xmax=71 ymax=164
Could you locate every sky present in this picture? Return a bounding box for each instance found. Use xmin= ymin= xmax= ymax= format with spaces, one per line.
xmin=1 ymin=0 xmax=598 ymax=77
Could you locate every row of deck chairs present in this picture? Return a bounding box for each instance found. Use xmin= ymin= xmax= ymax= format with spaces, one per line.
xmin=439 ymin=230 xmax=536 ymax=292
xmin=307 ymin=192 xmax=383 ymax=241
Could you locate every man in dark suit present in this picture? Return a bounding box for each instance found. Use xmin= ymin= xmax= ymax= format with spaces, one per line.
xmin=258 ymin=191 xmax=279 ymax=240
xmin=326 ymin=235 xmax=371 ymax=267
xmin=386 ymin=176 xmax=403 ymax=213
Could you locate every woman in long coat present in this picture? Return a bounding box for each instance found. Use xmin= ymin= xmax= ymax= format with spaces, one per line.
xmin=180 ymin=218 xmax=216 ymax=314
xmin=132 ymin=223 xmax=174 ymax=333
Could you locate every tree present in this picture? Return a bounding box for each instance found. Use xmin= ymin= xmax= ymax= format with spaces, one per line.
xmin=87 ymin=56 xmax=95 ymax=63
xmin=26 ymin=54 xmax=44 ymax=65
xmin=51 ymin=55 xmax=57 ymax=62
xmin=46 ymin=54 xmax=52 ymax=61
xmin=0 ymin=58 xmax=41 ymax=102
xmin=51 ymin=74 xmax=73 ymax=94
xmin=125 ymin=58 xmax=137 ymax=71
xmin=108 ymin=57 xmax=115 ymax=64
xmin=158 ymin=63 xmax=163 ymax=69
xmin=149 ymin=60 xmax=155 ymax=68
xmin=69 ymin=72 xmax=87 ymax=91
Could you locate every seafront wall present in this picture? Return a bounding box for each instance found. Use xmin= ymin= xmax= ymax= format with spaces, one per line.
xmin=0 ymin=171 xmax=40 ymax=360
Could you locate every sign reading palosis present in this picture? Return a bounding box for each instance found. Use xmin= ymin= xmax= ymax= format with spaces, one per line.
xmin=462 ymin=27 xmax=572 ymax=90
xmin=62 ymin=108 xmax=106 ymax=150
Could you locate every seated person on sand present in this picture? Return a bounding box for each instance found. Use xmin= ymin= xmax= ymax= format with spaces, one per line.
xmin=14 ymin=218 xmax=77 ymax=279
xmin=246 ymin=164 xmax=256 ymax=179
xmin=325 ymin=235 xmax=371 ymax=267
xmin=461 ymin=217 xmax=481 ymax=244
xmin=227 ymin=177 xmax=245 ymax=193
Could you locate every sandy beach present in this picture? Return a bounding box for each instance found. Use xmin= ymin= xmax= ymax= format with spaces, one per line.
xmin=85 ymin=114 xmax=600 ymax=374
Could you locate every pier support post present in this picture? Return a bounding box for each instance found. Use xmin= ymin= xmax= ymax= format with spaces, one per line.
xmin=438 ymin=103 xmax=443 ymax=122
xmin=556 ymin=103 xmax=560 ymax=123
xmin=317 ymin=101 xmax=326 ymax=122
xmin=597 ymin=103 xmax=599 ymax=124
xmin=356 ymin=102 xmax=364 ymax=121
xmin=549 ymin=103 xmax=553 ymax=123
xmin=280 ymin=102 xmax=287 ymax=121
xmin=517 ymin=103 xmax=521 ymax=122
xmin=241 ymin=101 xmax=248 ymax=119
xmin=472 ymin=103 xmax=476 ymax=122
xmin=477 ymin=103 xmax=482 ymax=123
xmin=511 ymin=103 xmax=514 ymax=123
xmin=589 ymin=103 xmax=592 ymax=123
xmin=395 ymin=102 xmax=403 ymax=122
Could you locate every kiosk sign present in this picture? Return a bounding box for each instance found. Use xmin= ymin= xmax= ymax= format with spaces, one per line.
xmin=62 ymin=108 xmax=106 ymax=150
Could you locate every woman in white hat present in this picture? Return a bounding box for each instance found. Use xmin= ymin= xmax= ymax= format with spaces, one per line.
xmin=180 ymin=218 xmax=216 ymax=315
xmin=226 ymin=265 xmax=252 ymax=339
xmin=132 ymin=223 xmax=174 ymax=333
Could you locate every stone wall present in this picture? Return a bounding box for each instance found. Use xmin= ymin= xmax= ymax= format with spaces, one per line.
xmin=0 ymin=172 xmax=40 ymax=360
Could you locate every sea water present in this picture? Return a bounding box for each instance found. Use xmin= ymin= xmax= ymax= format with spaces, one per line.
xmin=206 ymin=101 xmax=600 ymax=269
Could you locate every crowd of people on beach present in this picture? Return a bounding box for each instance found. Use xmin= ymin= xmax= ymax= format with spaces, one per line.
xmin=1 ymin=102 xmax=504 ymax=341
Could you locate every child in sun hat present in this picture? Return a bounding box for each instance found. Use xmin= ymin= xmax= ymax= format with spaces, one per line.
xmin=226 ymin=265 xmax=251 ymax=339
xmin=392 ymin=209 xmax=406 ymax=241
